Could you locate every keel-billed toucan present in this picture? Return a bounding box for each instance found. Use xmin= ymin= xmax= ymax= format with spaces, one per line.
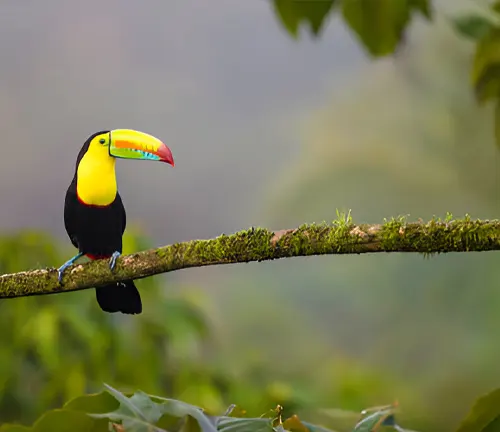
xmin=58 ymin=129 xmax=174 ymax=315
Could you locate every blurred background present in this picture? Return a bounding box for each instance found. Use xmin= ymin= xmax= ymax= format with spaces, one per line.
xmin=0 ymin=0 xmax=499 ymax=431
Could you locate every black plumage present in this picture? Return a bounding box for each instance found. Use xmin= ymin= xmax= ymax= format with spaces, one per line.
xmin=63 ymin=132 xmax=142 ymax=314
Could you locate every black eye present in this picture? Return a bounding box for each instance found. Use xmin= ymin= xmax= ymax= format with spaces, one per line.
xmin=99 ymin=138 xmax=106 ymax=144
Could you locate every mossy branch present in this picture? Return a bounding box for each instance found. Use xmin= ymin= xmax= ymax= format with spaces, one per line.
xmin=1 ymin=215 xmax=499 ymax=299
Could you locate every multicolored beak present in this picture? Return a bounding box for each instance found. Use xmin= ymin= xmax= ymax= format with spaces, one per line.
xmin=108 ymin=129 xmax=174 ymax=166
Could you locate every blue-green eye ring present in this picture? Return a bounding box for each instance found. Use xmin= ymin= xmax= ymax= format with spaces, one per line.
xmin=99 ymin=138 xmax=106 ymax=144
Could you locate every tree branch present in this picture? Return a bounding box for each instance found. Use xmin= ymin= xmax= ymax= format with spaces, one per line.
xmin=1 ymin=216 xmax=499 ymax=299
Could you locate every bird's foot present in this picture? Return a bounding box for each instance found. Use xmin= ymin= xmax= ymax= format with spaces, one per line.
xmin=109 ymin=251 xmax=121 ymax=271
xmin=57 ymin=252 xmax=84 ymax=282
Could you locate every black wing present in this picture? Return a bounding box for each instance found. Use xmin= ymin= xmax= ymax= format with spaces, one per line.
xmin=114 ymin=192 xmax=127 ymax=235
xmin=63 ymin=177 xmax=80 ymax=249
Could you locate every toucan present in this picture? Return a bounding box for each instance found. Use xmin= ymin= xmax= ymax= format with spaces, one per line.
xmin=57 ymin=129 xmax=174 ymax=315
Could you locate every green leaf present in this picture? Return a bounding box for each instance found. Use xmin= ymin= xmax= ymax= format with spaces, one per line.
xmin=63 ymin=390 xmax=120 ymax=414
xmin=31 ymin=409 xmax=105 ymax=432
xmin=456 ymin=388 xmax=500 ymax=432
xmin=273 ymin=0 xmax=336 ymax=37
xmin=89 ymin=389 xmax=218 ymax=432
xmin=217 ymin=416 xmax=275 ymax=432
xmin=90 ymin=386 xmax=169 ymax=431
xmin=157 ymin=399 xmax=218 ymax=432
xmin=471 ymin=28 xmax=500 ymax=103
xmin=130 ymin=391 xmax=165 ymax=424
xmin=451 ymin=14 xmax=496 ymax=41
xmin=341 ymin=0 xmax=412 ymax=57
xmin=102 ymin=383 xmax=148 ymax=420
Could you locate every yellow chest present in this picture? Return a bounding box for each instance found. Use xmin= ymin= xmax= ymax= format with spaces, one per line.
xmin=76 ymin=151 xmax=117 ymax=206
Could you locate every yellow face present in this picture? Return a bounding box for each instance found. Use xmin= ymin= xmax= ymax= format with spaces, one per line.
xmin=89 ymin=132 xmax=111 ymax=152
xmin=78 ymin=132 xmax=113 ymax=163
xmin=76 ymin=133 xmax=118 ymax=206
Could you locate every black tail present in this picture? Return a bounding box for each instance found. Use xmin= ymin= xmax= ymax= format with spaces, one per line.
xmin=95 ymin=280 xmax=142 ymax=315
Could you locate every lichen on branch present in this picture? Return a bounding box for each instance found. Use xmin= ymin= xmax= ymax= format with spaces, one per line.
xmin=0 ymin=214 xmax=499 ymax=299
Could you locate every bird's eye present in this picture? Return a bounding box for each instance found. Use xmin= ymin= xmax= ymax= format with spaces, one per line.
xmin=99 ymin=138 xmax=106 ymax=144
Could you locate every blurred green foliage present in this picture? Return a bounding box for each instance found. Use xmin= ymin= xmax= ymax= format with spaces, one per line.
xmin=456 ymin=388 xmax=500 ymax=432
xmin=272 ymin=0 xmax=431 ymax=48
xmin=0 ymin=228 xmax=213 ymax=424
xmin=0 ymin=384 xmax=411 ymax=432
xmin=271 ymin=0 xmax=500 ymax=149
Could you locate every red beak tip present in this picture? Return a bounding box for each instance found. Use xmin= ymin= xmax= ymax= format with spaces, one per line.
xmin=157 ymin=143 xmax=174 ymax=166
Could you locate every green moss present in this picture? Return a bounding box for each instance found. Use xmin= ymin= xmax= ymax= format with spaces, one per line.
xmin=379 ymin=214 xmax=500 ymax=254
xmin=155 ymin=228 xmax=276 ymax=265
xmin=156 ymin=213 xmax=500 ymax=268
xmin=2 ymin=212 xmax=500 ymax=300
xmin=194 ymin=227 xmax=274 ymax=263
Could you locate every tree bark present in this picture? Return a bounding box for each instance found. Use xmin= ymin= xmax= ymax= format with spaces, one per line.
xmin=0 ymin=216 xmax=499 ymax=299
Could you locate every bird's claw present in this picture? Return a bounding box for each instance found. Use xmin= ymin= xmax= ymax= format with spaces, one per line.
xmin=109 ymin=251 xmax=121 ymax=271
xmin=57 ymin=266 xmax=67 ymax=283
xmin=57 ymin=252 xmax=84 ymax=283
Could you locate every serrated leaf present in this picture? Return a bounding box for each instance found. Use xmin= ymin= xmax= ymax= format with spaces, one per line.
xmin=128 ymin=391 xmax=164 ymax=424
xmin=31 ymin=409 xmax=105 ymax=432
xmin=471 ymin=28 xmax=500 ymax=103
xmin=341 ymin=0 xmax=411 ymax=57
xmin=451 ymin=14 xmax=496 ymax=41
xmin=89 ymin=387 xmax=171 ymax=431
xmin=103 ymin=383 xmax=147 ymax=420
xmin=64 ymin=390 xmax=119 ymax=414
xmin=456 ymin=388 xmax=500 ymax=432
xmin=273 ymin=0 xmax=336 ymax=37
